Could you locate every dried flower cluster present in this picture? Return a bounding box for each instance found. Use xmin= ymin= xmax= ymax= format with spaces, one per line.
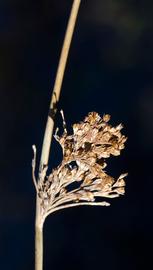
xmin=32 ymin=112 xmax=127 ymax=221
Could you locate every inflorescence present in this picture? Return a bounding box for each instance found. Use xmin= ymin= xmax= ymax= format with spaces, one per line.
xmin=32 ymin=112 xmax=127 ymax=221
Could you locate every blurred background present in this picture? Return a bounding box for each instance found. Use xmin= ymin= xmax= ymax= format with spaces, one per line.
xmin=1 ymin=0 xmax=153 ymax=269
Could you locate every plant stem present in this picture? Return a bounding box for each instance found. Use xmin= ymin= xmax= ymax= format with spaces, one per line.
xmin=39 ymin=0 xmax=81 ymax=169
xmin=35 ymin=196 xmax=44 ymax=270
xmin=35 ymin=1 xmax=81 ymax=270
xmin=35 ymin=225 xmax=43 ymax=270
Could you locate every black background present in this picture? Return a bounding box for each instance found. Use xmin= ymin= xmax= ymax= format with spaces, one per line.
xmin=1 ymin=0 xmax=153 ymax=269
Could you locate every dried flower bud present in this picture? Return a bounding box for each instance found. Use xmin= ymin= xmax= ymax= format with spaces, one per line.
xmin=103 ymin=114 xmax=111 ymax=122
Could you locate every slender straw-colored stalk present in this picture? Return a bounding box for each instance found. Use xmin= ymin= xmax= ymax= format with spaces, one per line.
xmin=39 ymin=0 xmax=81 ymax=169
xmin=35 ymin=226 xmax=43 ymax=270
xmin=35 ymin=1 xmax=81 ymax=270
xmin=35 ymin=197 xmax=43 ymax=270
xmin=44 ymin=201 xmax=110 ymax=219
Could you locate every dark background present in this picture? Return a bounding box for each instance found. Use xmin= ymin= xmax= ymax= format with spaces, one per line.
xmin=1 ymin=0 xmax=153 ymax=269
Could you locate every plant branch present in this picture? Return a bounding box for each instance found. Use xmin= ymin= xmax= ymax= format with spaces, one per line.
xmin=39 ymin=0 xmax=81 ymax=170
xmin=45 ymin=201 xmax=110 ymax=218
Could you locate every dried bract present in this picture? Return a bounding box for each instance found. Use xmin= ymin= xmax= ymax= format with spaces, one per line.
xmin=32 ymin=112 xmax=127 ymax=220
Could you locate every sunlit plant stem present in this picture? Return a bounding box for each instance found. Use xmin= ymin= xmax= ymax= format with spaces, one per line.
xmin=35 ymin=1 xmax=81 ymax=270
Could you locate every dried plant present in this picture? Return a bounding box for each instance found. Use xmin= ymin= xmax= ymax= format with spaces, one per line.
xmin=32 ymin=1 xmax=127 ymax=270
xmin=32 ymin=111 xmax=127 ymax=224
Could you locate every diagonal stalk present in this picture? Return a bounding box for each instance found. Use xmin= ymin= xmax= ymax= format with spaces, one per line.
xmin=39 ymin=0 xmax=81 ymax=170
xmin=35 ymin=1 xmax=81 ymax=270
